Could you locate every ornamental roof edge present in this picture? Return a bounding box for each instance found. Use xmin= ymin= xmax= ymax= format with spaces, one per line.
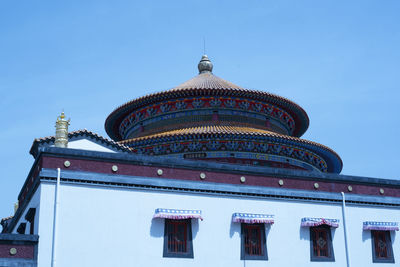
xmin=105 ymin=84 xmax=310 ymax=141
xmin=30 ymin=129 xmax=131 ymax=158
xmin=119 ymin=125 xmax=342 ymax=173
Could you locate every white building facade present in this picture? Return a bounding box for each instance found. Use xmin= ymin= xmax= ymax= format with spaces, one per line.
xmin=2 ymin=139 xmax=399 ymax=267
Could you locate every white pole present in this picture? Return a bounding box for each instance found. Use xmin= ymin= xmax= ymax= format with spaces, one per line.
xmin=51 ymin=168 xmax=61 ymax=267
xmin=341 ymin=192 xmax=351 ymax=267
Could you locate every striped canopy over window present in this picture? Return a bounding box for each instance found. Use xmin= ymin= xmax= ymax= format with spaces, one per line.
xmin=232 ymin=213 xmax=274 ymax=224
xmin=363 ymin=221 xmax=399 ymax=231
xmin=153 ymin=208 xmax=203 ymax=220
xmin=301 ymin=217 xmax=339 ymax=228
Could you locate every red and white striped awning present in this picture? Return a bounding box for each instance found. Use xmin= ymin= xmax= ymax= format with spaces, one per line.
xmin=301 ymin=217 xmax=339 ymax=228
xmin=153 ymin=208 xmax=203 ymax=220
xmin=363 ymin=221 xmax=399 ymax=231
xmin=232 ymin=213 xmax=274 ymax=224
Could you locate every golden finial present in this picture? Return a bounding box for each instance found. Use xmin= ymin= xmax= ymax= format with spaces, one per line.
xmin=55 ymin=111 xmax=70 ymax=148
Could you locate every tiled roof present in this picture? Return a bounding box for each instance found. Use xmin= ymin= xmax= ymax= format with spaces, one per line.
xmin=172 ymin=72 xmax=243 ymax=90
xmin=120 ymin=125 xmax=341 ymax=161
xmin=123 ymin=125 xmax=275 ymax=139
xmin=1 ymin=216 xmax=13 ymax=231
xmin=30 ymin=129 xmax=131 ymax=158
xmin=0 ymin=216 xmax=13 ymax=223
xmin=105 ymin=72 xmax=309 ymax=140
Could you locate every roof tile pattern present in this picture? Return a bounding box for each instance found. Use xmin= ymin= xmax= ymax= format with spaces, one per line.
xmin=120 ymin=125 xmax=340 ymax=158
xmin=105 ymin=73 xmax=310 ymax=140
xmin=172 ymin=72 xmax=243 ymax=90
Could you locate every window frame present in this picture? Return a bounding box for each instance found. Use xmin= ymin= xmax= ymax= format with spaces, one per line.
xmin=25 ymin=208 xmax=36 ymax=235
xmin=163 ymin=219 xmax=193 ymax=258
xmin=310 ymin=225 xmax=335 ymax=262
xmin=371 ymin=230 xmax=395 ymax=263
xmin=240 ymin=223 xmax=268 ymax=261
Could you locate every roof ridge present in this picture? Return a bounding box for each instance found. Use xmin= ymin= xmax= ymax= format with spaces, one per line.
xmin=31 ymin=129 xmax=131 ymax=152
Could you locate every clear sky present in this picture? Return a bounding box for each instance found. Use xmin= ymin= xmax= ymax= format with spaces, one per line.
xmin=1 ymin=1 xmax=399 ymax=218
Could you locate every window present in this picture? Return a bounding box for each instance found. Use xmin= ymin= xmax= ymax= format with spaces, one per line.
xmin=241 ymin=223 xmax=268 ymax=260
xmin=25 ymin=208 xmax=36 ymax=235
xmin=310 ymin=225 xmax=335 ymax=261
xmin=163 ymin=219 xmax=193 ymax=258
xmin=17 ymin=222 xmax=26 ymax=234
xmin=371 ymin=231 xmax=394 ymax=263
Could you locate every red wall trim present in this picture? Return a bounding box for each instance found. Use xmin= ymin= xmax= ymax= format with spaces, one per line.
xmin=40 ymin=156 xmax=400 ymax=198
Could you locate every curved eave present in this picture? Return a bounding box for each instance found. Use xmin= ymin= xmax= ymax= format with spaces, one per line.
xmin=120 ymin=126 xmax=342 ymax=173
xmin=105 ymin=87 xmax=309 ymax=141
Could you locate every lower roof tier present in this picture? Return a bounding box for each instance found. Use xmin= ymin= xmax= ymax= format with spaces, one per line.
xmin=120 ymin=125 xmax=343 ymax=173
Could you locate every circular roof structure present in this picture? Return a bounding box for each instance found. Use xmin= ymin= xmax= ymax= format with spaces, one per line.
xmin=105 ymin=55 xmax=342 ymax=173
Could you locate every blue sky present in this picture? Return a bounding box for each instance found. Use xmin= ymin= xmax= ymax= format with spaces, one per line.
xmin=0 ymin=1 xmax=399 ymax=217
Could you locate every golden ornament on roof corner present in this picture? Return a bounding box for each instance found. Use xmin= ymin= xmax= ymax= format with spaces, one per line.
xmin=55 ymin=111 xmax=70 ymax=148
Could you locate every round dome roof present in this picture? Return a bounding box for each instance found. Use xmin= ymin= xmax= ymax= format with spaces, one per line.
xmin=104 ymin=55 xmax=341 ymax=173
xmin=105 ymin=57 xmax=309 ymax=141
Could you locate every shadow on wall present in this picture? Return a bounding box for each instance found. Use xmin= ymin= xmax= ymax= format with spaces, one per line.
xmin=230 ymin=220 xmax=240 ymax=238
xmin=362 ymin=229 xmax=370 ymax=242
xmin=192 ymin=219 xmax=199 ymax=239
xmin=149 ymin=218 xmax=200 ymax=239
xmin=266 ymin=225 xmax=271 ymax=239
xmin=299 ymin=226 xmax=309 ymax=240
xmin=150 ymin=218 xmax=163 ymax=238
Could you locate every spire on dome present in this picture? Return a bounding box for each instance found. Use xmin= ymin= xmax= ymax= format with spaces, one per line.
xmin=198 ymin=55 xmax=213 ymax=74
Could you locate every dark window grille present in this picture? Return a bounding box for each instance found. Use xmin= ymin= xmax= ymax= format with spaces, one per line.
xmin=163 ymin=219 xmax=193 ymax=258
xmin=244 ymin=224 xmax=263 ymax=256
xmin=167 ymin=220 xmax=187 ymax=253
xmin=241 ymin=223 xmax=268 ymax=260
xmin=310 ymin=225 xmax=335 ymax=262
xmin=371 ymin=230 xmax=394 ymax=263
xmin=374 ymin=231 xmax=388 ymax=258
xmin=312 ymin=227 xmax=329 ymax=257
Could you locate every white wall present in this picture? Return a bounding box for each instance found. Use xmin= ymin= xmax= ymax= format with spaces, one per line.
xmin=37 ymin=183 xmax=56 ymax=267
xmin=346 ymin=205 xmax=399 ymax=265
xmin=33 ymin=182 xmax=400 ymax=267
xmin=67 ymin=139 xmax=116 ymax=153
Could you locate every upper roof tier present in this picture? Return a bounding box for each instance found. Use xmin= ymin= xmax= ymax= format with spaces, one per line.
xmin=105 ymin=55 xmax=310 ymax=141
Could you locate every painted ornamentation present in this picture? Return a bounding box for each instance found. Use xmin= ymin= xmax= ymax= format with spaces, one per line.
xmin=106 ymin=56 xmax=341 ymax=174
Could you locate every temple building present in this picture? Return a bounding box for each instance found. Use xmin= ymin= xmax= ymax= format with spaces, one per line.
xmin=0 ymin=56 xmax=399 ymax=267
xmin=105 ymin=55 xmax=341 ymax=173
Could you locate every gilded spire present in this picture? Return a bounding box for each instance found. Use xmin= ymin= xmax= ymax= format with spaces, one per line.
xmin=198 ymin=55 xmax=213 ymax=74
xmin=55 ymin=111 xmax=70 ymax=148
